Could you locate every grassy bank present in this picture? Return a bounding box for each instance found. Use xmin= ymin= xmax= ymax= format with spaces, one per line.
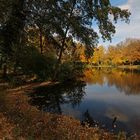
xmin=117 ymin=65 xmax=140 ymax=69
xmin=86 ymin=64 xmax=140 ymax=70
xmin=0 ymin=82 xmax=139 ymax=140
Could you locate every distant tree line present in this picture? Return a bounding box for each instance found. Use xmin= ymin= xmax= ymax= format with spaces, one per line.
xmin=80 ymin=39 xmax=140 ymax=66
xmin=84 ymin=68 xmax=140 ymax=95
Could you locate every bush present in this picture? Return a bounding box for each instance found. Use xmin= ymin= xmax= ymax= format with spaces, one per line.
xmin=58 ymin=61 xmax=85 ymax=82
xmin=18 ymin=46 xmax=57 ymax=80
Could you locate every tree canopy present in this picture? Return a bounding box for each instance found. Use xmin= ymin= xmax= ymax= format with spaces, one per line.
xmin=0 ymin=0 xmax=130 ymax=53
xmin=0 ymin=0 xmax=130 ymax=80
xmin=80 ymin=39 xmax=140 ymax=66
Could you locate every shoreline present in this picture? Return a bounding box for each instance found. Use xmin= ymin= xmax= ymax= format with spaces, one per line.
xmin=0 ymin=81 xmax=139 ymax=139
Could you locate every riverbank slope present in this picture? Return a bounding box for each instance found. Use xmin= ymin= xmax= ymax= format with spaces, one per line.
xmin=0 ymin=82 xmax=139 ymax=140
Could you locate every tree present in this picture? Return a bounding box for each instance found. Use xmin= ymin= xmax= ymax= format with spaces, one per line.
xmin=26 ymin=0 xmax=130 ymax=79
xmin=106 ymin=45 xmax=124 ymax=66
xmin=0 ymin=0 xmax=130 ymax=80
xmin=104 ymin=39 xmax=140 ymax=66
xmin=0 ymin=0 xmax=27 ymax=76
xmin=124 ymin=40 xmax=140 ymax=65
xmin=92 ymin=46 xmax=105 ymax=65
xmin=0 ymin=0 xmax=13 ymax=25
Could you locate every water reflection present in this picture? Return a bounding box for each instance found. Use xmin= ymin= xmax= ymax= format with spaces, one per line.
xmin=82 ymin=110 xmax=98 ymax=127
xmin=84 ymin=68 xmax=140 ymax=95
xmin=82 ymin=110 xmax=118 ymax=129
xmin=28 ymin=68 xmax=140 ymax=135
xmin=28 ymin=81 xmax=86 ymax=114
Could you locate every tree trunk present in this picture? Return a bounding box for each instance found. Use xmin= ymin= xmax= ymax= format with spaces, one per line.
xmin=2 ymin=0 xmax=26 ymax=75
xmin=3 ymin=0 xmax=26 ymax=45
xmin=52 ymin=40 xmax=65 ymax=81
xmin=53 ymin=24 xmax=71 ymax=81
xmin=3 ymin=64 xmax=7 ymax=79
xmin=52 ymin=2 xmax=76 ymax=81
xmin=2 ymin=57 xmax=8 ymax=79
xmin=39 ymin=27 xmax=43 ymax=54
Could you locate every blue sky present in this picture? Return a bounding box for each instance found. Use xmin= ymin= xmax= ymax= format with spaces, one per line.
xmin=98 ymin=0 xmax=140 ymax=47
xmin=110 ymin=0 xmax=127 ymax=6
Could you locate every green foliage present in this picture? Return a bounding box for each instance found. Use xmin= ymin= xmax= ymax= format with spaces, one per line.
xmin=58 ymin=62 xmax=75 ymax=82
xmin=0 ymin=0 xmax=13 ymax=25
xmin=27 ymin=0 xmax=130 ymax=64
xmin=0 ymin=0 xmax=131 ymax=82
xmin=58 ymin=61 xmax=85 ymax=82
xmin=18 ymin=46 xmax=57 ymax=80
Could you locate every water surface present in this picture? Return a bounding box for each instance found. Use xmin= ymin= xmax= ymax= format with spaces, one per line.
xmin=28 ymin=68 xmax=140 ymax=135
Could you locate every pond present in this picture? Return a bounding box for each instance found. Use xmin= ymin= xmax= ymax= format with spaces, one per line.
xmin=28 ymin=68 xmax=140 ymax=135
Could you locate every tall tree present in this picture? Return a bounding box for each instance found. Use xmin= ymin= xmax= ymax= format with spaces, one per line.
xmin=92 ymin=46 xmax=105 ymax=65
xmin=0 ymin=0 xmax=27 ymax=76
xmin=1 ymin=0 xmax=131 ymax=58
xmin=0 ymin=0 xmax=130 ymax=79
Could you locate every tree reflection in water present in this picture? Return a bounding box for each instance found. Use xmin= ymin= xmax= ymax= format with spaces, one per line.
xmin=81 ymin=110 xmax=129 ymax=134
xmin=27 ymin=68 xmax=140 ymax=135
xmin=82 ymin=110 xmax=97 ymax=127
xmin=28 ymin=81 xmax=86 ymax=114
xmin=83 ymin=68 xmax=140 ymax=95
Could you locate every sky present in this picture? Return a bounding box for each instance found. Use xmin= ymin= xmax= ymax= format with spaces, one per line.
xmin=98 ymin=0 xmax=140 ymax=47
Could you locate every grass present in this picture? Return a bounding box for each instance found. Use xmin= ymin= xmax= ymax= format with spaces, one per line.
xmin=86 ymin=64 xmax=140 ymax=70
xmin=117 ymin=65 xmax=140 ymax=69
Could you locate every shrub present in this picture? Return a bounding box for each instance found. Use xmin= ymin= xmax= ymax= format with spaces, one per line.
xmin=18 ymin=46 xmax=57 ymax=80
xmin=58 ymin=61 xmax=85 ymax=82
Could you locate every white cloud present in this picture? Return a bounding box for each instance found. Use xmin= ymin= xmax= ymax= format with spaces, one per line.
xmin=100 ymin=0 xmax=140 ymax=47
xmin=114 ymin=0 xmax=140 ymax=42
xmin=119 ymin=3 xmax=130 ymax=10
